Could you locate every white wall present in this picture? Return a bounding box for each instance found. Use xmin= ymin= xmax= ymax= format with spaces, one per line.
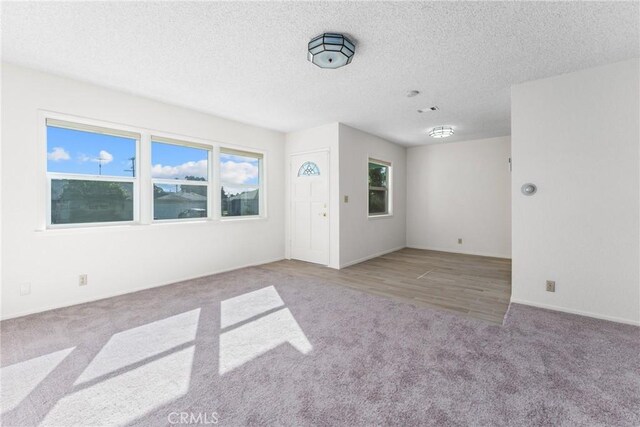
xmin=511 ymin=59 xmax=640 ymax=325
xmin=1 ymin=63 xmax=286 ymax=319
xmin=338 ymin=124 xmax=406 ymax=267
xmin=406 ymin=137 xmax=511 ymax=258
xmin=284 ymin=123 xmax=340 ymax=269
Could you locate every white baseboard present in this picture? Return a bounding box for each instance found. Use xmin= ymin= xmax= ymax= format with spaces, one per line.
xmin=406 ymin=245 xmax=511 ymax=260
xmin=510 ymin=298 xmax=640 ymax=326
xmin=1 ymin=256 xmax=285 ymax=321
xmin=339 ymin=246 xmax=406 ymax=269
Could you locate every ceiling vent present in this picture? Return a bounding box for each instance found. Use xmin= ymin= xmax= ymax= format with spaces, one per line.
xmin=418 ymin=106 xmax=439 ymax=113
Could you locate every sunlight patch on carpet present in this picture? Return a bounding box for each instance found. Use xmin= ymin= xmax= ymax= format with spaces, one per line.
xmin=74 ymin=308 xmax=200 ymax=385
xmin=221 ymin=285 xmax=284 ymax=329
xmin=42 ymin=345 xmax=194 ymax=426
xmin=1 ymin=347 xmax=75 ymax=413
xmin=219 ymin=287 xmax=311 ymax=375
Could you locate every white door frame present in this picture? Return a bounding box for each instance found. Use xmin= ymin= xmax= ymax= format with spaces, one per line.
xmin=289 ymin=148 xmax=331 ymax=266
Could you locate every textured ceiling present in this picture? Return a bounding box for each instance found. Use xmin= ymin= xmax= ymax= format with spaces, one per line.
xmin=2 ymin=1 xmax=639 ymax=146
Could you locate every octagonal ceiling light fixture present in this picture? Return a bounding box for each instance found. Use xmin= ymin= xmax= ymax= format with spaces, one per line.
xmin=308 ymin=33 xmax=356 ymax=69
xmin=429 ymin=126 xmax=455 ymax=138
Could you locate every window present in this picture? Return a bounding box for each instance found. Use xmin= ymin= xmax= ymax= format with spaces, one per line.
xmin=297 ymin=161 xmax=320 ymax=176
xmin=44 ymin=115 xmax=267 ymax=228
xmin=220 ymin=149 xmax=262 ymax=217
xmin=151 ymin=138 xmax=210 ymax=220
xmin=368 ymin=159 xmax=391 ymax=216
xmin=46 ymin=119 xmax=139 ymax=226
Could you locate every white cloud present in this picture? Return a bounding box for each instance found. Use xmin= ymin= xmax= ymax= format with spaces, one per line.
xmin=47 ymin=147 xmax=70 ymax=161
xmin=78 ymin=150 xmax=114 ymax=164
xmin=221 ymin=161 xmax=258 ymax=184
xmin=152 ymin=160 xmax=208 ymax=180
xmin=94 ymin=150 xmax=113 ymax=164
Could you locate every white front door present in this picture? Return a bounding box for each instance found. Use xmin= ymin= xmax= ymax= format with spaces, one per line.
xmin=290 ymin=151 xmax=329 ymax=265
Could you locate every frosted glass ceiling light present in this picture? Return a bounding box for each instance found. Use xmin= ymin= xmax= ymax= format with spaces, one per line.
xmin=308 ymin=33 xmax=356 ymax=69
xmin=429 ymin=126 xmax=454 ymax=138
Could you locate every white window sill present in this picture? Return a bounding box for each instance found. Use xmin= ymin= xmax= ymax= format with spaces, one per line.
xmin=151 ymin=218 xmax=213 ymax=226
xmin=37 ymin=221 xmax=143 ymax=235
xmin=220 ymin=215 xmax=267 ymax=223
xmin=37 ymin=218 xmax=215 ymax=234
xmin=36 ymin=215 xmax=269 ymax=234
xmin=368 ymin=214 xmax=393 ymax=220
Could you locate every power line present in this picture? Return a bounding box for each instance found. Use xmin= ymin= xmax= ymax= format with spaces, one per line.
xmin=124 ymin=157 xmax=136 ymax=177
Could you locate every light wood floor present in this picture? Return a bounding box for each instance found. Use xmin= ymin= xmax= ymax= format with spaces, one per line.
xmin=262 ymin=248 xmax=512 ymax=324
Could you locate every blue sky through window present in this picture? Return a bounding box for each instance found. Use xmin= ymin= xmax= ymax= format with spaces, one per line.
xmin=47 ymin=125 xmax=260 ymax=186
xmin=47 ymin=126 xmax=136 ymax=177
xmin=151 ymin=142 xmax=208 ymax=180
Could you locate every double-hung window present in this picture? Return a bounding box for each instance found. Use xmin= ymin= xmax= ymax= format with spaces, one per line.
xmin=46 ymin=119 xmax=139 ymax=226
xmin=368 ymin=159 xmax=391 ymax=216
xmin=151 ymin=137 xmax=211 ymax=221
xmin=45 ymin=115 xmax=267 ymax=227
xmin=220 ymin=148 xmax=262 ymax=217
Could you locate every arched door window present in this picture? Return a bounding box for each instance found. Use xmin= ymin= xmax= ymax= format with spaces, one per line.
xmin=297 ymin=161 xmax=320 ymax=177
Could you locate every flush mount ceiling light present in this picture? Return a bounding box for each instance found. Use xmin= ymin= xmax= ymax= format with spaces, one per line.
xmin=308 ymin=33 xmax=356 ymax=69
xmin=429 ymin=126 xmax=455 ymax=138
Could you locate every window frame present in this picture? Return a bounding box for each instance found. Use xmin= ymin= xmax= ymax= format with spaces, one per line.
xmin=38 ymin=111 xmax=269 ymax=231
xmin=219 ymin=147 xmax=265 ymax=220
xmin=367 ymin=158 xmax=393 ymax=218
xmin=44 ymin=118 xmax=141 ymax=229
xmin=150 ymin=137 xmax=212 ymax=223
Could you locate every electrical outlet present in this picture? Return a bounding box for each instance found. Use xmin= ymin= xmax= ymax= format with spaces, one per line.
xmin=546 ymin=280 xmax=555 ymax=292
xmin=344 ymin=195 xmax=349 ymax=203
xmin=20 ymin=283 xmax=31 ymax=296
xmin=79 ymin=274 xmax=88 ymax=286
xmin=458 ymin=238 xmax=462 ymax=244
